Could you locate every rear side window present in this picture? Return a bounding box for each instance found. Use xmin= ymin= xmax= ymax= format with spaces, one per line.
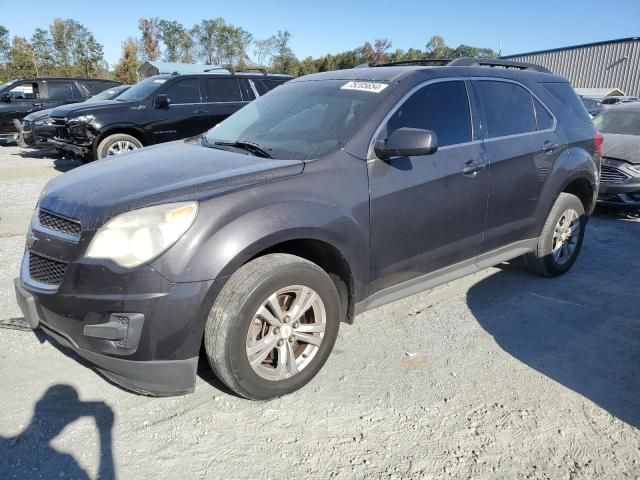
xmin=164 ymin=78 xmax=201 ymax=104
xmin=262 ymin=79 xmax=287 ymax=91
xmin=541 ymin=82 xmax=592 ymax=123
xmin=386 ymin=80 xmax=472 ymax=147
xmin=47 ymin=82 xmax=81 ymax=101
xmin=254 ymin=80 xmax=268 ymax=96
xmin=82 ymin=80 xmax=117 ymax=95
xmin=533 ymin=97 xmax=554 ymax=130
xmin=475 ymin=80 xmax=536 ymax=138
xmin=206 ymin=78 xmax=242 ymax=102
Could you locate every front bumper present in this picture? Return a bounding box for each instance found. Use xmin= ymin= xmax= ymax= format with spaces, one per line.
xmin=597 ymin=160 xmax=640 ymax=207
xmin=14 ymin=251 xmax=215 ymax=395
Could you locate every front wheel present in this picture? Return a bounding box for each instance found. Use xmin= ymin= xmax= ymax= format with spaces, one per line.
xmin=204 ymin=254 xmax=341 ymax=400
xmin=96 ymin=133 xmax=142 ymax=160
xmin=525 ymin=192 xmax=587 ymax=277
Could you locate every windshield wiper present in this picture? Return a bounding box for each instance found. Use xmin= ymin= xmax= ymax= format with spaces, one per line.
xmin=212 ymin=139 xmax=273 ymax=158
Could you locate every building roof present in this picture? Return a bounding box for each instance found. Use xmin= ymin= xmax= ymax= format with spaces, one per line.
xmin=575 ymin=87 xmax=626 ymax=98
xmin=502 ymin=37 xmax=640 ymax=59
xmin=138 ymin=61 xmax=230 ymax=77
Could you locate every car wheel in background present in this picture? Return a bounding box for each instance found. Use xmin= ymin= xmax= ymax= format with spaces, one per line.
xmin=96 ymin=133 xmax=142 ymax=160
xmin=204 ymin=253 xmax=341 ymax=400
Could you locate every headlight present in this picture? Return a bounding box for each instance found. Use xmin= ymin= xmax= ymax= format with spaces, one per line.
xmin=628 ymin=164 xmax=640 ymax=174
xmin=85 ymin=202 xmax=198 ymax=267
xmin=34 ymin=118 xmax=51 ymax=126
xmin=69 ymin=115 xmax=95 ymax=124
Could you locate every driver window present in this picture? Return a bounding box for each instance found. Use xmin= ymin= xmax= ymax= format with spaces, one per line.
xmin=8 ymin=82 xmax=39 ymax=100
xmin=385 ymin=81 xmax=472 ymax=147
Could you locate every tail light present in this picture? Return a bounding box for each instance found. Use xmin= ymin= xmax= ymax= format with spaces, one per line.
xmin=595 ymin=131 xmax=603 ymax=158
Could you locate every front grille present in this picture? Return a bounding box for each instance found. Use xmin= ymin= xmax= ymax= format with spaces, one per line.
xmin=38 ymin=210 xmax=81 ymax=236
xmin=28 ymin=251 xmax=68 ymax=285
xmin=600 ymin=164 xmax=631 ymax=184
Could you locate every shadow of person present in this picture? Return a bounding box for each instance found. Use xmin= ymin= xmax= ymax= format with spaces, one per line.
xmin=467 ymin=257 xmax=640 ymax=429
xmin=0 ymin=384 xmax=115 ymax=479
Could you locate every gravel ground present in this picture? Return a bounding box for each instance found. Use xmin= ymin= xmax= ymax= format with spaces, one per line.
xmin=0 ymin=145 xmax=639 ymax=479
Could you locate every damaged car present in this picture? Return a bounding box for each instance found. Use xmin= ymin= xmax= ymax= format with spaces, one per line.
xmin=0 ymin=77 xmax=120 ymax=144
xmin=49 ymin=71 xmax=292 ymax=161
xmin=593 ymin=103 xmax=640 ymax=207
xmin=22 ymin=85 xmax=131 ymax=150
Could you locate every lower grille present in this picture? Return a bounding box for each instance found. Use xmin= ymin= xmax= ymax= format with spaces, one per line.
xmin=600 ymin=164 xmax=631 ymax=184
xmin=38 ymin=209 xmax=81 ymax=236
xmin=28 ymin=252 xmax=68 ymax=285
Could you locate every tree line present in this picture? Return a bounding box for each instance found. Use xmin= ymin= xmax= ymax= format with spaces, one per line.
xmin=0 ymin=18 xmax=498 ymax=84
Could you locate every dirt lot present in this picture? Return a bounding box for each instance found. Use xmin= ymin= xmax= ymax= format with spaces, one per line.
xmin=0 ymin=145 xmax=638 ymax=479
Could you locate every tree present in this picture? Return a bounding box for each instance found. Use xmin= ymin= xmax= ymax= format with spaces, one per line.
xmin=297 ymin=56 xmax=317 ymax=76
xmin=138 ymin=17 xmax=161 ymax=61
xmin=8 ymin=37 xmax=37 ymax=78
xmin=425 ymin=35 xmax=451 ymax=59
xmin=193 ymin=18 xmax=225 ymax=64
xmin=113 ymin=38 xmax=140 ymax=84
xmin=0 ymin=26 xmax=9 ymax=64
xmin=158 ymin=19 xmax=192 ymax=62
xmin=253 ymin=36 xmax=277 ymax=67
xmin=373 ymin=38 xmax=392 ymax=64
xmin=75 ymin=32 xmax=104 ymax=77
xmin=271 ymin=30 xmax=297 ymax=74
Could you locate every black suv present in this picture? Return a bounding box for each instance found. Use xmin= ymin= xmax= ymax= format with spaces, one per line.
xmin=14 ymin=59 xmax=600 ymax=400
xmin=49 ymin=71 xmax=292 ymax=161
xmin=0 ymin=77 xmax=120 ymax=144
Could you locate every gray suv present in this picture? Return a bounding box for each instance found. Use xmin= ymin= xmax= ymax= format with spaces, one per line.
xmin=14 ymin=58 xmax=600 ymax=400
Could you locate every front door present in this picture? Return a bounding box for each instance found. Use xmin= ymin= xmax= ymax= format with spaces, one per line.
xmin=150 ymin=77 xmax=205 ymax=143
xmin=368 ymin=79 xmax=490 ymax=294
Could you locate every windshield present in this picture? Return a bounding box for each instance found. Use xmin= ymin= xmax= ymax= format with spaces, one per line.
xmin=205 ymin=80 xmax=390 ymax=160
xmin=593 ymin=109 xmax=640 ymax=136
xmin=87 ymin=86 xmax=128 ymax=102
xmin=115 ymin=77 xmax=168 ymax=102
xmin=0 ymin=81 xmax=14 ymax=92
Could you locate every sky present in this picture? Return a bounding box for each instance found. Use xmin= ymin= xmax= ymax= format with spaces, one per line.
xmin=2 ymin=0 xmax=639 ymax=67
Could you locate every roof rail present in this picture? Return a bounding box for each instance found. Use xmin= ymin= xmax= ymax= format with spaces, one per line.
xmin=236 ymin=67 xmax=268 ymax=76
xmin=203 ymin=66 xmax=235 ymax=74
xmin=366 ymin=58 xmax=452 ymax=68
xmin=447 ymin=57 xmax=552 ymax=73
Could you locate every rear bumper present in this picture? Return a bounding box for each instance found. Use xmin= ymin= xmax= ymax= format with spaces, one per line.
xmin=14 ymin=267 xmax=213 ymax=396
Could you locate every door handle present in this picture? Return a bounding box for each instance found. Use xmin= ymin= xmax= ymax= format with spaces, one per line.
xmin=462 ymin=160 xmax=485 ymax=177
xmin=32 ymin=103 xmax=44 ymax=107
xmin=542 ymin=141 xmax=559 ymax=154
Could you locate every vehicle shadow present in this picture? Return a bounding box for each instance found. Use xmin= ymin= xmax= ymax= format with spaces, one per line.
xmin=53 ymin=158 xmax=83 ymax=173
xmin=0 ymin=384 xmax=116 ymax=479
xmin=467 ymin=215 xmax=640 ymax=428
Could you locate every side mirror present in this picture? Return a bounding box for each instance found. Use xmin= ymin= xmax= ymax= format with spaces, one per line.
xmin=154 ymin=94 xmax=170 ymax=109
xmin=0 ymin=92 xmax=12 ymax=103
xmin=375 ymin=127 xmax=438 ymax=160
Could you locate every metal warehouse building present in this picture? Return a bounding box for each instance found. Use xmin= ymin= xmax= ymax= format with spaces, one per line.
xmin=502 ymin=37 xmax=640 ymax=97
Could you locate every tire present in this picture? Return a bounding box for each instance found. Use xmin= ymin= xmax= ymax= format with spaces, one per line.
xmin=96 ymin=133 xmax=142 ymax=160
xmin=525 ymin=192 xmax=586 ymax=277
xmin=204 ymin=254 xmax=341 ymax=400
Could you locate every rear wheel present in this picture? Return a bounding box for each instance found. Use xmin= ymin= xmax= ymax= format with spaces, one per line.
xmin=204 ymin=254 xmax=341 ymax=400
xmin=525 ymin=193 xmax=586 ymax=277
xmin=96 ymin=133 xmax=142 ymax=160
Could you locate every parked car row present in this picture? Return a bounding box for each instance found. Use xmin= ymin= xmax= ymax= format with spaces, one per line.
xmin=14 ymin=57 xmax=604 ymax=399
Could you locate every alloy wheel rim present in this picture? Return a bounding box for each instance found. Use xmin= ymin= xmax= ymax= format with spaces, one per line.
xmin=551 ymin=208 xmax=580 ymax=265
xmin=246 ymin=285 xmax=326 ymax=381
xmin=107 ymin=140 xmax=137 ymax=156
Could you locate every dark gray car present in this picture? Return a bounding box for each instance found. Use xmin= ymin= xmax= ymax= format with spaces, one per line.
xmin=14 ymin=59 xmax=600 ymax=400
xmin=593 ymin=103 xmax=640 ymax=206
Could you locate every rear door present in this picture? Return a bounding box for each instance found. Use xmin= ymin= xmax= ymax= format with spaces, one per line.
xmin=368 ymin=79 xmax=490 ymax=294
xmin=150 ymin=77 xmax=204 ymax=142
xmin=472 ymin=78 xmax=565 ymax=252
xmin=201 ymin=77 xmax=246 ymax=130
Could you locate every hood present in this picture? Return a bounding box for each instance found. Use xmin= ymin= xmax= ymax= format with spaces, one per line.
xmin=601 ymin=133 xmax=640 ymax=164
xmin=40 ymin=140 xmax=304 ymax=229
xmin=49 ymin=100 xmax=130 ymax=119
xmin=24 ymin=108 xmax=53 ymax=122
